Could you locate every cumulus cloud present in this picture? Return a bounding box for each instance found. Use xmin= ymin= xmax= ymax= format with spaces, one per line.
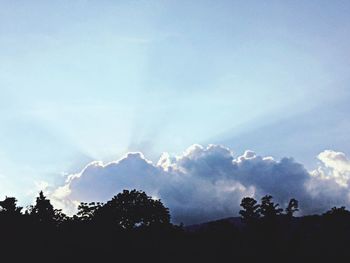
xmin=313 ymin=150 xmax=350 ymax=186
xmin=49 ymin=145 xmax=350 ymax=225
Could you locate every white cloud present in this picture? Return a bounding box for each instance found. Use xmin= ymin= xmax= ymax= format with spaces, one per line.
xmin=49 ymin=145 xmax=350 ymax=225
xmin=312 ymin=150 xmax=350 ymax=186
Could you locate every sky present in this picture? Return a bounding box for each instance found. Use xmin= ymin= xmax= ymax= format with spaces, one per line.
xmin=1 ymin=1 xmax=350 ymax=223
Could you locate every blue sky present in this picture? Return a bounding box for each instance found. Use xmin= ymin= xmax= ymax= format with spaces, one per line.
xmin=0 ymin=0 xmax=350 ymax=204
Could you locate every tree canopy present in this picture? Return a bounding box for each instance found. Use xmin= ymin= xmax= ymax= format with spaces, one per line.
xmin=239 ymin=197 xmax=260 ymax=223
xmin=0 ymin=196 xmax=22 ymax=215
xmin=96 ymin=189 xmax=170 ymax=229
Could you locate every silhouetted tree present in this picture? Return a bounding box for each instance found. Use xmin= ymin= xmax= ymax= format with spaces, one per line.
xmin=2 ymin=189 xmax=350 ymax=262
xmin=321 ymin=206 xmax=350 ymax=249
xmin=54 ymin=208 xmax=69 ymax=224
xmin=29 ymin=191 xmax=55 ymax=223
xmin=0 ymin=196 xmax=22 ymax=215
xmin=239 ymin=197 xmax=260 ymax=224
xmin=323 ymin=206 xmax=350 ymax=217
xmin=285 ymin=198 xmax=299 ymax=217
xmin=76 ymin=202 xmax=103 ymax=221
xmin=97 ymin=189 xmax=170 ymax=229
xmin=260 ymin=195 xmax=283 ymax=219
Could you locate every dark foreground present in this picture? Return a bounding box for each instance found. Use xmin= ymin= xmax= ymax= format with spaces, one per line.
xmin=1 ymin=191 xmax=349 ymax=262
xmin=1 ymin=214 xmax=350 ymax=263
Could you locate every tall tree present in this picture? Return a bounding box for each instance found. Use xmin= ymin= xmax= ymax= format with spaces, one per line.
xmin=260 ymin=195 xmax=283 ymax=219
xmin=285 ymin=198 xmax=299 ymax=217
xmin=30 ymin=191 xmax=55 ymax=223
xmin=239 ymin=197 xmax=260 ymax=223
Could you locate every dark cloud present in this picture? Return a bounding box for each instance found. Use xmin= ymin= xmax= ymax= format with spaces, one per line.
xmin=50 ymin=145 xmax=350 ymax=225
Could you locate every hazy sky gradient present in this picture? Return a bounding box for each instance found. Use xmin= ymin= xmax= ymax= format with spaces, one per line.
xmin=0 ymin=1 xmax=350 ymax=203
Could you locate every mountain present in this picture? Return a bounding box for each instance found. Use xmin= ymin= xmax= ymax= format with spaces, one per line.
xmin=184 ymin=216 xmax=245 ymax=232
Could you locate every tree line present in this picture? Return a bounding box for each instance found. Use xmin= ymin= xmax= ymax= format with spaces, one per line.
xmin=0 ymin=189 xmax=350 ymax=263
xmin=239 ymin=195 xmax=299 ymax=223
xmin=0 ymin=189 xmax=171 ymax=228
